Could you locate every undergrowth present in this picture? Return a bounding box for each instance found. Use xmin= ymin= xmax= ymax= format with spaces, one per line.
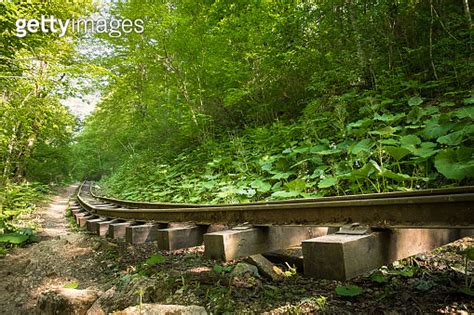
xmin=99 ymin=92 xmax=473 ymax=203
xmin=0 ymin=181 xmax=49 ymax=253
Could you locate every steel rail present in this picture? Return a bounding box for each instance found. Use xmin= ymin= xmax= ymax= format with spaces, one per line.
xmin=77 ymin=182 xmax=474 ymax=228
xmin=88 ymin=181 xmax=474 ymax=209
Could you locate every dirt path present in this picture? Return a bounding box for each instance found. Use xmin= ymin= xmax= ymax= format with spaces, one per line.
xmin=0 ymin=185 xmax=112 ymax=314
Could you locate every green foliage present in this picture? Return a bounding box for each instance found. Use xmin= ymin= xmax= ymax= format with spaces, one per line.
xmin=63 ymin=282 xmax=79 ymax=289
xmin=1 ymin=1 xmax=95 ymax=184
xmin=335 ymin=285 xmax=363 ymax=297
xmin=74 ymin=0 xmax=473 ymax=189
xmin=213 ymin=264 xmax=233 ymax=274
xmin=144 ymin=254 xmax=166 ymax=266
xmin=97 ymin=89 xmax=473 ymax=204
xmin=0 ymin=182 xmax=47 ymax=233
xmin=369 ymin=271 xmax=388 ymax=284
xmin=454 ymin=246 xmax=474 ymax=296
xmin=0 ymin=182 xmax=46 ymax=252
xmin=0 ymin=233 xmax=29 ymax=245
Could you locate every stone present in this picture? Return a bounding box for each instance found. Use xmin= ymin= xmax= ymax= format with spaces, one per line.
xmin=112 ymin=304 xmax=207 ymax=315
xmin=36 ymin=288 xmax=100 ymax=315
xmin=230 ymin=262 xmax=259 ymax=278
xmin=247 ymin=254 xmax=283 ymax=281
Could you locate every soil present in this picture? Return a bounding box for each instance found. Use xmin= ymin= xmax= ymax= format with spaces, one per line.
xmin=0 ymin=186 xmax=472 ymax=314
xmin=0 ymin=185 xmax=113 ymax=314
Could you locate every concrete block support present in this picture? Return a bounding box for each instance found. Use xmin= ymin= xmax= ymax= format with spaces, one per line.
xmin=157 ymin=225 xmax=208 ymax=250
xmin=86 ymin=217 xmax=108 ymax=233
xmin=70 ymin=209 xmax=82 ymax=215
xmin=77 ymin=215 xmax=97 ymax=228
xmin=204 ymin=226 xmax=335 ymax=261
xmin=96 ymin=219 xmax=121 ymax=236
xmin=73 ymin=211 xmax=89 ymax=224
xmin=302 ymin=228 xmax=461 ymax=280
xmin=126 ymin=223 xmax=167 ymax=244
xmin=108 ymin=221 xmax=134 ymax=239
xmin=460 ymin=229 xmax=474 ymax=238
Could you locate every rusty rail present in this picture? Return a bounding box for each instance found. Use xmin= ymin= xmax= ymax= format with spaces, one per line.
xmin=77 ymin=182 xmax=474 ymax=228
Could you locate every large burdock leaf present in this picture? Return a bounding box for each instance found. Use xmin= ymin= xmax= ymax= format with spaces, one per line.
xmin=408 ymin=96 xmax=424 ymax=106
xmin=434 ymin=147 xmax=474 ymax=180
xmin=385 ymin=146 xmax=411 ymax=161
xmin=452 ymin=106 xmax=474 ymax=119
xmin=400 ymin=135 xmax=421 ymax=146
xmin=350 ymin=139 xmax=374 ymax=155
xmin=285 ymin=179 xmax=306 ymax=193
xmin=318 ymin=176 xmax=338 ymax=188
xmin=405 ymin=142 xmax=438 ymax=158
xmin=437 ymin=130 xmax=465 ymax=146
xmin=250 ymin=179 xmax=271 ymax=193
xmin=0 ymin=233 xmax=29 ymax=244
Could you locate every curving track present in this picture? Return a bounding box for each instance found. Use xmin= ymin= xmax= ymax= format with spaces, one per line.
xmin=77 ymin=181 xmax=474 ymax=228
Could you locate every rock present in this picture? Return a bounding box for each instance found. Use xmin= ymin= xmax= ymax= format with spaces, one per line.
xmin=112 ymin=304 xmax=207 ymax=315
xmin=37 ymin=288 xmax=100 ymax=315
xmin=89 ymin=277 xmax=169 ymax=314
xmin=230 ymin=262 xmax=259 ymax=278
xmin=247 ymin=254 xmax=284 ymax=282
xmin=86 ymin=286 xmax=116 ymax=315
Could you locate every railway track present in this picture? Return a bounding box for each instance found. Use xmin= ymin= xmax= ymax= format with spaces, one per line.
xmin=72 ymin=181 xmax=474 ymax=280
xmin=78 ymin=181 xmax=474 ymax=228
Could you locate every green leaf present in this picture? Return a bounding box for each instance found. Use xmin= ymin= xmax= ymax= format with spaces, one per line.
xmin=250 ymin=180 xmax=271 ymax=193
xmin=373 ymin=113 xmax=405 ymax=123
xmin=64 ymin=282 xmax=79 ymax=289
xmin=350 ymin=139 xmax=374 ymax=155
xmin=434 ymin=147 xmax=474 ymax=180
xmin=464 ymin=97 xmax=474 ymax=104
xmin=409 ymin=142 xmax=438 ymax=158
xmin=271 ymin=172 xmax=292 ymax=180
xmin=406 ymin=107 xmax=422 ymax=124
xmin=400 ymin=135 xmax=421 ymax=146
xmin=437 ymin=130 xmax=465 ymax=146
xmin=317 ymin=177 xmax=338 ymax=189
xmin=350 ymin=164 xmax=374 ymax=179
xmin=377 ymin=170 xmax=411 ymax=181
xmin=422 ymin=120 xmax=455 ymax=139
xmin=370 ymin=271 xmax=388 ymax=283
xmin=439 ymin=101 xmax=456 ymax=107
xmin=213 ymin=264 xmax=223 ymax=273
xmin=0 ymin=233 xmax=29 ymax=245
xmin=460 ymin=247 xmax=474 ymax=260
xmin=335 ymin=285 xmax=363 ymax=297
xmin=384 ymin=146 xmax=411 ymax=161
xmin=314 ymin=149 xmax=342 ymax=155
xmin=414 ymin=280 xmax=434 ymax=291
xmin=408 ymin=96 xmax=423 ymax=106
xmin=452 ymin=106 xmax=474 ymax=120
xmin=145 ymin=254 xmax=165 ymax=266
xmin=458 ymin=287 xmax=474 ymax=297
xmin=398 ymin=266 xmax=417 ymax=278
xmin=285 ymin=179 xmax=306 ymax=193
xmin=271 ymin=191 xmax=300 ymax=199
xmin=369 ymin=126 xmax=400 ymax=136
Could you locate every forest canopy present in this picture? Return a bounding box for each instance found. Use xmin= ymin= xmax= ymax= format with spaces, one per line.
xmin=1 ymin=0 xmax=473 ymax=203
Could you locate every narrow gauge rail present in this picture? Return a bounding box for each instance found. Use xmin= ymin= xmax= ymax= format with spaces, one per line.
xmin=77 ymin=182 xmax=474 ymax=229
